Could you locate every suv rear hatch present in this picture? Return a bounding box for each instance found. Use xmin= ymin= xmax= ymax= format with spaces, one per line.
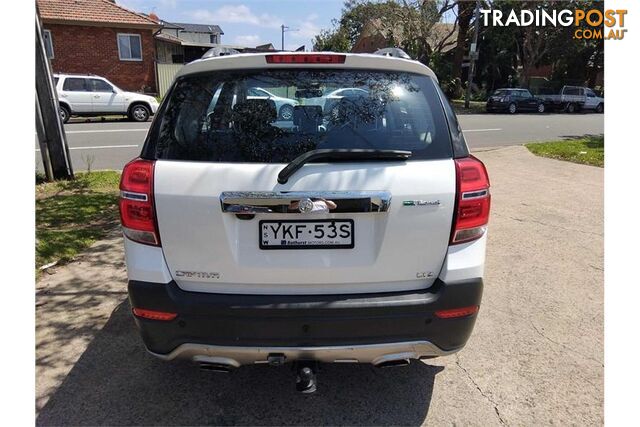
xmin=136 ymin=57 xmax=459 ymax=294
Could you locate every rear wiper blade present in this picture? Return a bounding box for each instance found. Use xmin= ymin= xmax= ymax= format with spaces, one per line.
xmin=278 ymin=149 xmax=411 ymax=184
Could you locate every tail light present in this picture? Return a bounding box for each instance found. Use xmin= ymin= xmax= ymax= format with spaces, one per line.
xmin=451 ymin=156 xmax=491 ymax=244
xmin=266 ymin=54 xmax=346 ymax=64
xmin=119 ymin=158 xmax=160 ymax=246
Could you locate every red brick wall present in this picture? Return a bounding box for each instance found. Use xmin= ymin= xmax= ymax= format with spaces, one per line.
xmin=44 ymin=23 xmax=157 ymax=93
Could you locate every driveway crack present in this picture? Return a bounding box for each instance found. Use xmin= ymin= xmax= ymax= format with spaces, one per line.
xmin=455 ymin=354 xmax=507 ymax=426
xmin=530 ymin=322 xmax=604 ymax=367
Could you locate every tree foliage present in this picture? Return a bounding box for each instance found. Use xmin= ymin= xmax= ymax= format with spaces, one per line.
xmin=476 ymin=0 xmax=604 ymax=91
xmin=314 ymin=0 xmax=605 ymax=95
xmin=314 ymin=0 xmax=458 ymax=65
xmin=314 ymin=1 xmax=402 ymax=52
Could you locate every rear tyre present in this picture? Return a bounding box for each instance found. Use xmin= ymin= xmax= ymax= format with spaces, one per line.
xmin=537 ymin=103 xmax=545 ymax=113
xmin=566 ymin=103 xmax=576 ymax=114
xmin=508 ymin=103 xmax=517 ymax=114
xmin=596 ymin=103 xmax=604 ymax=113
xmin=59 ymin=105 xmax=70 ymax=123
xmin=129 ymin=104 xmax=150 ymax=122
xmin=279 ymin=104 xmax=294 ymax=121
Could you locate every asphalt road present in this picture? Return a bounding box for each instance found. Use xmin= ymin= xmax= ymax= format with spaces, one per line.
xmin=36 ymin=146 xmax=603 ymax=425
xmin=35 ymin=113 xmax=604 ymax=172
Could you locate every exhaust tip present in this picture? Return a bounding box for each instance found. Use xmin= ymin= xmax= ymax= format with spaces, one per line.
xmin=375 ymin=358 xmax=411 ymax=368
xmin=199 ymin=362 xmax=233 ymax=373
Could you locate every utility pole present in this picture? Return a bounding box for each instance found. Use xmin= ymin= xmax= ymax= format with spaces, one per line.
xmin=464 ymin=0 xmax=481 ymax=109
xmin=280 ymin=24 xmax=299 ymax=51
xmin=35 ymin=12 xmax=73 ymax=180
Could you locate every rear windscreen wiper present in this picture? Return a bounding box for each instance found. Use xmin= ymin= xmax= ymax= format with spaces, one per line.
xmin=277 ymin=149 xmax=412 ymax=184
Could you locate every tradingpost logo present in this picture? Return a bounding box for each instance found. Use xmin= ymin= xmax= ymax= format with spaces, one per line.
xmin=480 ymin=8 xmax=628 ymax=40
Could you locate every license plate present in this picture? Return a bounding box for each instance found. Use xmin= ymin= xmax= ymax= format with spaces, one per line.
xmin=259 ymin=219 xmax=354 ymax=250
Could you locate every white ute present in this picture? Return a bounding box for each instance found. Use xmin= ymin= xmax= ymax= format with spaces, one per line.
xmin=120 ymin=51 xmax=490 ymax=392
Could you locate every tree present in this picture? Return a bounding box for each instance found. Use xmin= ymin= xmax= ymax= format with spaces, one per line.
xmin=477 ymin=0 xmax=603 ymax=90
xmin=313 ymin=26 xmax=351 ymax=52
xmin=314 ymin=1 xmax=403 ymax=52
xmin=390 ymin=0 xmax=458 ymax=64
xmin=314 ymin=0 xmax=459 ymax=66
xmin=451 ymin=0 xmax=475 ymax=79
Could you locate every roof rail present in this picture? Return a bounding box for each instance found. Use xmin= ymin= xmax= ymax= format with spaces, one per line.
xmin=202 ymin=46 xmax=240 ymax=59
xmin=373 ymin=48 xmax=411 ymax=59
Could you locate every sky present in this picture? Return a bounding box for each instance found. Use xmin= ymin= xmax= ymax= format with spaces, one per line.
xmin=118 ymin=0 xmax=345 ymax=50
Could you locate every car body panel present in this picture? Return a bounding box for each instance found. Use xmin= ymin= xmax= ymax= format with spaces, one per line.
xmin=153 ymin=158 xmax=456 ymax=295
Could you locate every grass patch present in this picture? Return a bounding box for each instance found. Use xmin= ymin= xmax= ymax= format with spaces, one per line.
xmin=451 ymin=99 xmax=486 ymax=115
xmin=36 ymin=171 xmax=121 ymax=270
xmin=525 ymin=135 xmax=604 ymax=167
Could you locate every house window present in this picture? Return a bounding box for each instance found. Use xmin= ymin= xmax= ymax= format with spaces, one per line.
xmin=43 ymin=30 xmax=54 ymax=59
xmin=210 ymin=34 xmax=217 ymax=44
xmin=117 ymin=33 xmax=143 ymax=61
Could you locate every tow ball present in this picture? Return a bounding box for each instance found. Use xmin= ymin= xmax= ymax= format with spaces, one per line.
xmin=294 ymin=362 xmax=318 ymax=394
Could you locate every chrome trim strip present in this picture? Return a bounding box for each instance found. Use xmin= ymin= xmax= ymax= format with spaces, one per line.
xmin=220 ymin=191 xmax=392 ymax=214
xmin=461 ymin=189 xmax=489 ymax=200
xmin=120 ymin=190 xmax=148 ymax=202
xmin=148 ymin=340 xmax=458 ymax=366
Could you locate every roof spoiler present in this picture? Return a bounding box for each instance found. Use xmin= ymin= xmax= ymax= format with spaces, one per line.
xmin=373 ymin=48 xmax=411 ymax=59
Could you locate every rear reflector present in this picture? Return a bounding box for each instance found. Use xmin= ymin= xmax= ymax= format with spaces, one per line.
xmin=133 ymin=308 xmax=177 ymax=321
xmin=434 ymin=305 xmax=479 ymax=319
xmin=119 ymin=158 xmax=160 ymax=246
xmin=266 ymin=54 xmax=346 ymax=64
xmin=451 ymin=156 xmax=491 ymax=244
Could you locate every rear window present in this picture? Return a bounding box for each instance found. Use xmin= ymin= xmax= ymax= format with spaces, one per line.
xmin=146 ymin=69 xmax=452 ymax=163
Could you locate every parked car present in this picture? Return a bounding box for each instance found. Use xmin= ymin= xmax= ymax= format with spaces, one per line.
xmin=247 ymin=87 xmax=298 ymax=120
xmin=536 ymin=85 xmax=604 ymax=113
xmin=54 ymin=73 xmax=159 ymax=123
xmin=486 ymin=88 xmax=546 ymax=114
xmin=320 ymin=87 xmax=369 ymax=110
xmin=120 ymin=52 xmax=490 ymax=392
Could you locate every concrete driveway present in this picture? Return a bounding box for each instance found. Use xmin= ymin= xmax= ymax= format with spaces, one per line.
xmin=35 ymin=146 xmax=603 ymax=426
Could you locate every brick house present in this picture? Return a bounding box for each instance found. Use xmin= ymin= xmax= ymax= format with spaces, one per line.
xmin=37 ymin=0 xmax=161 ymax=93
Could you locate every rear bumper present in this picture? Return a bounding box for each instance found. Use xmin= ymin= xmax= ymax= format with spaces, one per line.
xmin=128 ymin=278 xmax=483 ymax=364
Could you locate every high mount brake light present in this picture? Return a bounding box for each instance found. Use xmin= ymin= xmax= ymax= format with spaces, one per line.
xmin=265 ymin=54 xmax=346 ymax=64
xmin=119 ymin=158 xmax=160 ymax=246
xmin=451 ymin=156 xmax=491 ymax=245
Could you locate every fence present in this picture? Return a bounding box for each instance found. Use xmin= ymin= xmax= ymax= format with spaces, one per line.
xmin=156 ymin=63 xmax=184 ymax=97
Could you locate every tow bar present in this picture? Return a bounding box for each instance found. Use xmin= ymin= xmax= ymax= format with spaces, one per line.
xmin=294 ymin=362 xmax=318 ymax=394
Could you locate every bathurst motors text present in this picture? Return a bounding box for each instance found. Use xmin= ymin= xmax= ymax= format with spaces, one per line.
xmin=481 ymin=7 xmax=628 ymax=39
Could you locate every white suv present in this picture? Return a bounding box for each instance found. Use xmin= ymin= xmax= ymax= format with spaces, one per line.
xmin=54 ymin=74 xmax=159 ymax=123
xmin=120 ymin=52 xmax=490 ymax=391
